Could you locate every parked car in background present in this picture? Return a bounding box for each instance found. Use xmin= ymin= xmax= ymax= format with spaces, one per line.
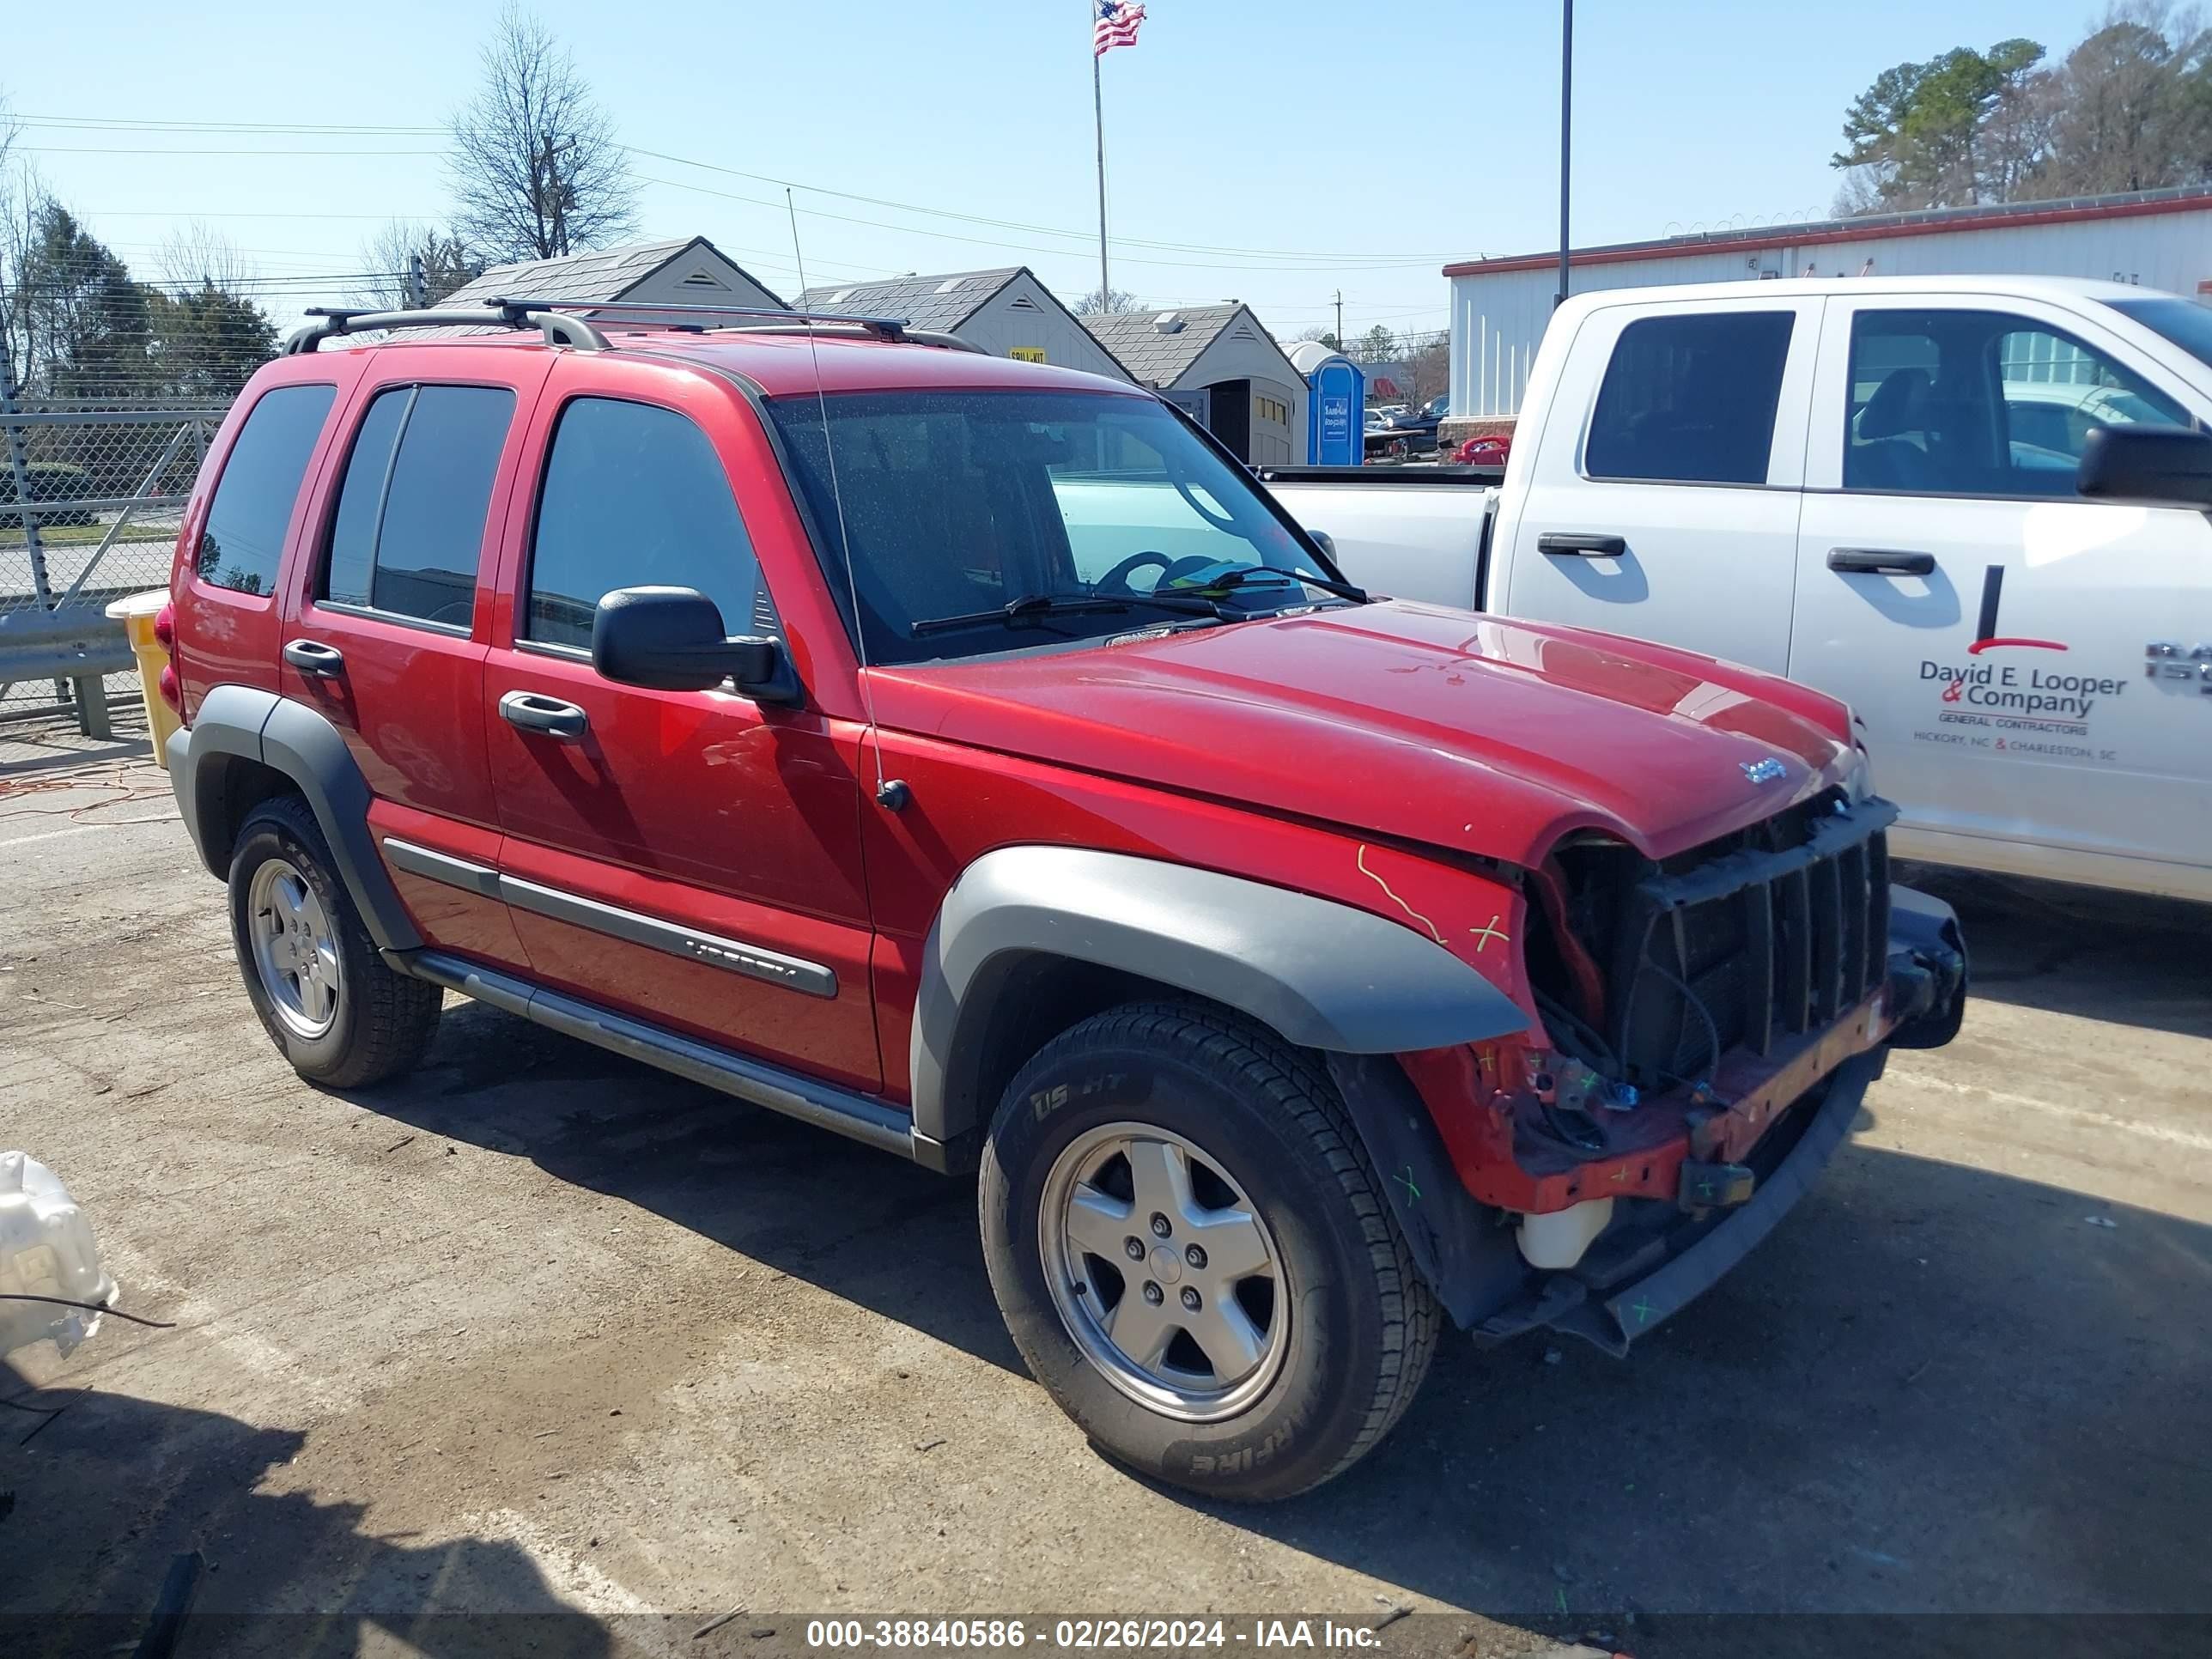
xmin=1267 ymin=275 xmax=2212 ymax=904
xmin=1386 ymin=393 xmax=1450 ymax=441
xmin=1454 ymin=430 xmax=1513 ymax=467
xmin=155 ymin=298 xmax=1962 ymax=1502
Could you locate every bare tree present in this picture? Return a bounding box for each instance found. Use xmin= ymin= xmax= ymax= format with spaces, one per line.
xmin=447 ymin=4 xmax=637 ymax=263
xmin=155 ymin=222 xmax=256 ymax=294
xmin=354 ymin=221 xmax=483 ymax=309
xmin=1830 ymin=163 xmax=1893 ymax=216
xmin=0 ymin=139 xmax=53 ymax=393
xmin=1073 ymin=286 xmax=1144 ymax=315
xmin=2039 ymin=3 xmax=2212 ymax=195
xmin=1401 ymin=332 xmax=1450 ymax=405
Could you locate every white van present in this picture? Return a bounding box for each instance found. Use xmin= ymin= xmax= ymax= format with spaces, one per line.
xmin=1267 ymin=276 xmax=2212 ymax=903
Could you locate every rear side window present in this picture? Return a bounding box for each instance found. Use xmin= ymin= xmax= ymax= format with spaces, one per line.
xmin=525 ymin=398 xmax=764 ymax=651
xmin=322 ymin=385 xmax=515 ymax=629
xmin=1584 ymin=312 xmax=1795 ymax=485
xmin=195 ymin=383 xmax=337 ymax=595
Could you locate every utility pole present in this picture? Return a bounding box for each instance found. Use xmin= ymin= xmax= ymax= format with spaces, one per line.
xmin=1334 ymin=289 xmax=1343 ymax=350
xmin=1556 ymin=0 xmax=1574 ymax=309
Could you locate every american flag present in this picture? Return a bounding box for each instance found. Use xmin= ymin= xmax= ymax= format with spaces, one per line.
xmin=1094 ymin=0 xmax=1146 ymax=57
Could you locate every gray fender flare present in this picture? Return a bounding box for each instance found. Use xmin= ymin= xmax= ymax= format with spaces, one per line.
xmin=908 ymin=843 xmax=1529 ymax=1152
xmin=167 ymin=684 xmax=422 ymax=952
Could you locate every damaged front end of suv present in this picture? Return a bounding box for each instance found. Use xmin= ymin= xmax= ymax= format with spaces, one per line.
xmin=1342 ymin=785 xmax=1966 ymax=1359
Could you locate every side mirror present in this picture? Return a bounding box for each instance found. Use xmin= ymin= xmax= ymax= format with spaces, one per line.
xmin=2076 ymin=424 xmax=2212 ymax=508
xmin=592 ymin=586 xmax=781 ymax=696
xmin=1308 ymin=529 xmax=1340 ymax=561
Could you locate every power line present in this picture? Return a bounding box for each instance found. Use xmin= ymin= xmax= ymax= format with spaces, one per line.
xmin=21 ymin=147 xmax=444 ymax=158
xmin=20 ymin=113 xmax=1465 ymax=269
xmin=623 ymin=145 xmax=1459 ymax=264
xmin=13 ymin=114 xmax=445 ymax=135
xmin=640 ymin=174 xmax=1445 ymax=276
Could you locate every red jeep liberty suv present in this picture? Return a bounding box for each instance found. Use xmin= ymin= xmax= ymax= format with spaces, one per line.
xmin=160 ymin=299 xmax=1964 ymax=1500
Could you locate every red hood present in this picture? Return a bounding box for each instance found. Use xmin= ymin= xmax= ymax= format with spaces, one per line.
xmin=866 ymin=602 xmax=1856 ymax=867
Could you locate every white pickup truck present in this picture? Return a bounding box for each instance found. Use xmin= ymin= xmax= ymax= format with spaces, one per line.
xmin=1265 ymin=275 xmax=2212 ymax=904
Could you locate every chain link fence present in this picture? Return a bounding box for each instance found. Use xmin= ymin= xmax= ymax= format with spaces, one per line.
xmin=1 ymin=400 xmax=224 ymax=735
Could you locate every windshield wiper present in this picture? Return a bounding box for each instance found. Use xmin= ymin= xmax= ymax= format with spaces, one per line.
xmin=1168 ymin=564 xmax=1370 ymax=605
xmin=910 ymin=593 xmax=1133 ymax=637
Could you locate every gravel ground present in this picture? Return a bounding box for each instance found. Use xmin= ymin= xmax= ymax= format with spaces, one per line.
xmin=2 ymin=753 xmax=2207 ymax=1658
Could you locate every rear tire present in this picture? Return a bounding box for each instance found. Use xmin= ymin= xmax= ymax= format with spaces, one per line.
xmin=979 ymin=1000 xmax=1437 ymax=1502
xmin=227 ymin=795 xmax=440 ymax=1089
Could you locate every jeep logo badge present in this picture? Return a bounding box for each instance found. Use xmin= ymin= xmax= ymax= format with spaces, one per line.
xmin=1741 ymin=757 xmax=1788 ymax=785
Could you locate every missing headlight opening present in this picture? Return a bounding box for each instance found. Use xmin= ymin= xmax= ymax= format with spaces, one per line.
xmin=1527 ymin=789 xmax=1895 ymax=1097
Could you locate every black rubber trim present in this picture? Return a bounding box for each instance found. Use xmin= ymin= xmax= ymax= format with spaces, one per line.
xmin=168 ymin=686 xmax=422 ymax=952
xmin=1324 ymin=1051 xmax=1530 ymax=1329
xmin=499 ymin=873 xmax=837 ymax=998
xmin=404 ymin=951 xmax=912 ymax=1158
xmin=380 ymin=836 xmax=502 ymax=899
xmin=911 ymin=844 xmax=1533 ymax=1147
xmin=383 ymin=836 xmax=838 ymax=997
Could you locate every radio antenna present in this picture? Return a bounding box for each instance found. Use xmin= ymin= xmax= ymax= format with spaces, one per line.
xmin=787 ymin=187 xmax=902 ymax=809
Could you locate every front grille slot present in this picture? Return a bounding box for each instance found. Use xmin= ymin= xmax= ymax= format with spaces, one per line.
xmin=1601 ymin=796 xmax=1897 ymax=1089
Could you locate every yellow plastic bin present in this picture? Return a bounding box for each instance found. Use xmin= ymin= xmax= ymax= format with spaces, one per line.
xmin=103 ymin=588 xmax=179 ymax=769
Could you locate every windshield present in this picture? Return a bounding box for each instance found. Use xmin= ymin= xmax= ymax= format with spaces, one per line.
xmin=766 ymin=389 xmax=1345 ymax=665
xmin=2107 ymin=297 xmax=2212 ymax=374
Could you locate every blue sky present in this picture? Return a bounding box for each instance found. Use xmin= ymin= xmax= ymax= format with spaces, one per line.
xmin=5 ymin=0 xmax=2111 ymax=343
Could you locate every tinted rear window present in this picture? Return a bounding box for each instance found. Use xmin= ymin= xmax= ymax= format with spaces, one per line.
xmin=1585 ymin=312 xmax=1795 ymax=485
xmin=324 ymin=385 xmax=514 ymax=629
xmin=195 ymin=383 xmax=337 ymax=595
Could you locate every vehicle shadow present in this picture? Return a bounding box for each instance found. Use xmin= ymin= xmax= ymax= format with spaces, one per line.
xmin=353 ymin=1000 xmax=2212 ymax=1622
xmin=1897 ymin=861 xmax=2211 ymax=1040
xmin=0 ymin=1361 xmax=613 ymax=1658
xmin=353 ymin=1000 xmax=1023 ymax=1374
xmin=1207 ymin=1140 xmax=2212 ymax=1623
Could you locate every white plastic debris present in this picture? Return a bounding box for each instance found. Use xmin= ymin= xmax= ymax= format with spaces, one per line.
xmin=0 ymin=1151 xmax=116 ymax=1359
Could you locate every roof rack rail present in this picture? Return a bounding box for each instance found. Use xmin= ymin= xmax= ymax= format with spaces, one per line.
xmin=507 ymin=297 xmax=913 ymax=340
xmin=281 ymin=300 xmax=611 ymax=355
xmin=714 ymin=320 xmax=985 ymax=354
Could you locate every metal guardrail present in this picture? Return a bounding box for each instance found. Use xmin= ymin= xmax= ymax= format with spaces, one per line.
xmin=1 ymin=403 xmax=222 ymax=736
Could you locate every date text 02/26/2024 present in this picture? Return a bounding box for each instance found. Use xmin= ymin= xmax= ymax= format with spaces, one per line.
xmin=804 ymin=1618 xmax=1392 ymax=1650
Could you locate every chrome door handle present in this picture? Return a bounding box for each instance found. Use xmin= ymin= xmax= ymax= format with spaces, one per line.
xmin=1537 ymin=532 xmax=1627 ymax=556
xmin=498 ymin=690 xmax=589 ymax=740
xmin=282 ymin=639 xmax=345 ymax=678
xmin=1828 ymin=547 xmax=1936 ymax=577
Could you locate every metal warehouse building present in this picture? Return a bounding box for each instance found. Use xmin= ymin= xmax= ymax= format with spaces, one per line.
xmin=1446 ymin=185 xmax=2212 ymax=420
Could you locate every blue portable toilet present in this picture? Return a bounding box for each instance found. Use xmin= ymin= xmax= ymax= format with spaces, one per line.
xmin=1289 ymin=341 xmax=1364 ymax=465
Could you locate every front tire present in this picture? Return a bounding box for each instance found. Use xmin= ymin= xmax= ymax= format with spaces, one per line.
xmin=979 ymin=1001 xmax=1437 ymax=1502
xmin=227 ymin=795 xmax=440 ymax=1089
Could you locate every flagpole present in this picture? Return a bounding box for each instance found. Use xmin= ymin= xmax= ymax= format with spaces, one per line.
xmin=1092 ymin=23 xmax=1111 ymax=308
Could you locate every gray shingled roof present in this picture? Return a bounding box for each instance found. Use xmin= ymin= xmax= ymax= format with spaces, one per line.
xmin=793 ymin=267 xmax=1025 ymax=332
xmin=439 ymin=237 xmax=787 ymax=311
xmin=443 ymin=240 xmax=698 ymax=308
xmin=1079 ymin=304 xmax=1285 ymax=386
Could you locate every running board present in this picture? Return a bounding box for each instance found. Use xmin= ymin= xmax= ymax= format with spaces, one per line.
xmin=403 ymin=950 xmax=925 ymax=1164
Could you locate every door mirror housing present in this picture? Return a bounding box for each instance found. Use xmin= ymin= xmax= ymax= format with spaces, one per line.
xmin=592 ymin=586 xmax=786 ymax=697
xmin=2076 ymin=424 xmax=2212 ymax=508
